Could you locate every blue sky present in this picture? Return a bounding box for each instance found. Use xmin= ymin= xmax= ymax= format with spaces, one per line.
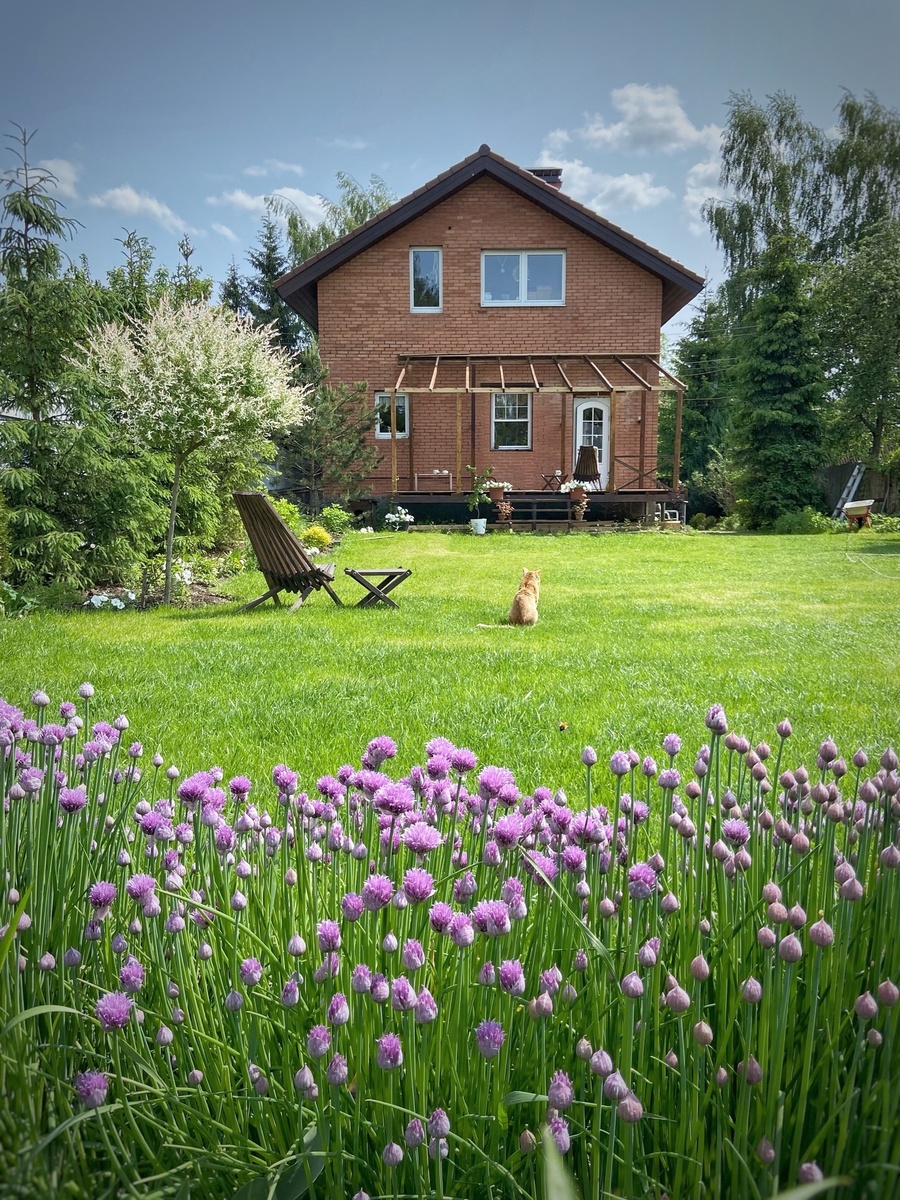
xmin=3 ymin=0 xmax=898 ymax=335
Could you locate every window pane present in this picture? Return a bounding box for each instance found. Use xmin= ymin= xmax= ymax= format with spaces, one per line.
xmin=375 ymin=394 xmax=408 ymax=437
xmin=493 ymin=421 xmax=529 ymax=448
xmin=483 ymin=254 xmax=520 ymax=302
xmin=492 ymin=394 xmax=530 ymax=448
xmin=583 ymin=406 xmax=604 ymax=447
xmin=526 ymin=253 xmax=563 ymax=301
xmin=412 ymin=250 xmax=441 ymax=308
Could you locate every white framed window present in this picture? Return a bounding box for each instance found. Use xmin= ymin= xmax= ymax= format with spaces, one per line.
xmin=481 ymin=251 xmax=565 ymax=306
xmin=375 ymin=392 xmax=409 ymax=439
xmin=492 ymin=393 xmax=531 ymax=450
xmin=410 ymin=248 xmax=442 ymax=311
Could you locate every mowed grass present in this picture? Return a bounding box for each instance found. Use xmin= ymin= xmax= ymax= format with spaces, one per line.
xmin=3 ymin=529 xmax=898 ymax=798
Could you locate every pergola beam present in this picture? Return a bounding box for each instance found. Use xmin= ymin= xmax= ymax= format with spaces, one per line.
xmin=644 ymin=356 xmax=686 ymax=391
xmin=584 ymin=355 xmax=615 ymax=391
xmin=612 ymin=355 xmax=653 ymax=390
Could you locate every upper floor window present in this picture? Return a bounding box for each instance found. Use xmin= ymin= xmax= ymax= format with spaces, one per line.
xmin=492 ymin=393 xmax=531 ymax=450
xmin=410 ymin=248 xmax=442 ymax=311
xmin=482 ymin=251 xmax=565 ymax=306
xmin=374 ymin=392 xmax=409 ymax=439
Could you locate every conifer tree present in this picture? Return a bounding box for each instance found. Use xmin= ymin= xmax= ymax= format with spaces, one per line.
xmin=730 ymin=234 xmax=824 ymax=527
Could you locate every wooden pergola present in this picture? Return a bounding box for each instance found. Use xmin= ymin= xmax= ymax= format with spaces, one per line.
xmin=379 ymin=352 xmax=686 ymax=496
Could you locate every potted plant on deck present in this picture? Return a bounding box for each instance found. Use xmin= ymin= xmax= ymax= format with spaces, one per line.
xmin=465 ymin=465 xmax=495 ymax=534
xmin=487 ymin=480 xmax=513 ymax=503
xmin=560 ymin=479 xmax=587 ymax=502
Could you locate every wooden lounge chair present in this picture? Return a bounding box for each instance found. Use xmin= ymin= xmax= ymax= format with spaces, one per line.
xmin=233 ymin=492 xmax=412 ymax=611
xmin=233 ymin=491 xmax=343 ymax=611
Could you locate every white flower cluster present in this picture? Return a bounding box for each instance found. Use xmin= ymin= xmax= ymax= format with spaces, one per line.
xmin=385 ymin=507 xmax=415 ymax=528
xmin=84 ymin=591 xmax=136 ymax=611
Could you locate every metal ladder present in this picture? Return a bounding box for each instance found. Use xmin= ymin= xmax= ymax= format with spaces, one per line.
xmin=833 ymin=462 xmax=864 ymax=518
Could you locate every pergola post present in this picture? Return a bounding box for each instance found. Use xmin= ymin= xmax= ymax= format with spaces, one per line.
xmin=672 ymin=387 xmax=684 ymax=493
xmin=389 ymin=389 xmax=398 ymax=496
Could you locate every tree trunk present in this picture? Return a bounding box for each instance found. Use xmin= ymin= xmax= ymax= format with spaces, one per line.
xmin=164 ymin=456 xmax=183 ymax=605
xmin=871 ymin=410 xmax=885 ymax=462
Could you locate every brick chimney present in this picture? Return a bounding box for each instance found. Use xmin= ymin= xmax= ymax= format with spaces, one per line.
xmin=529 ymin=166 xmax=563 ymax=190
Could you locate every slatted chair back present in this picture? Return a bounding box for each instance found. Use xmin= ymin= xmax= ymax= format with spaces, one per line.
xmin=573 ymin=444 xmax=602 ymax=484
xmin=233 ymin=492 xmax=341 ymax=609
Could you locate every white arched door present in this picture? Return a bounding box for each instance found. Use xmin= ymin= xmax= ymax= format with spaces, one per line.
xmin=573 ymin=398 xmax=610 ymax=489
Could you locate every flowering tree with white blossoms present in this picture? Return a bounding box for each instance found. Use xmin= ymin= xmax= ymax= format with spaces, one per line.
xmin=80 ymin=296 xmax=310 ymax=602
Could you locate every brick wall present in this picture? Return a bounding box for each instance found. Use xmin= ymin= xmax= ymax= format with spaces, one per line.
xmin=318 ymin=176 xmax=664 ymax=492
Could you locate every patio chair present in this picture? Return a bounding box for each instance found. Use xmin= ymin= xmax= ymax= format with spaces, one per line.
xmin=233 ymin=491 xmax=344 ymax=611
xmin=233 ymin=492 xmax=411 ymax=611
xmin=573 ymin=444 xmax=603 ymax=490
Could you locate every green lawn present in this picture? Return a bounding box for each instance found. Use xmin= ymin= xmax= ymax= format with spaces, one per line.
xmin=3 ymin=529 xmax=898 ymax=794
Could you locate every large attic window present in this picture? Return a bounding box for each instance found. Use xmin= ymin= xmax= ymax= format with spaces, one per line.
xmin=410 ymin=248 xmax=442 ymax=312
xmin=481 ymin=251 xmax=565 ymax=306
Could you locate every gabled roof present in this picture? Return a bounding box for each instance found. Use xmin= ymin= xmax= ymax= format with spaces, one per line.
xmin=274 ymin=145 xmax=704 ymax=329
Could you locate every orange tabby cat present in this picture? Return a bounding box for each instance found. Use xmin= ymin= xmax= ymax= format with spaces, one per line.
xmin=508 ymin=568 xmax=541 ymax=626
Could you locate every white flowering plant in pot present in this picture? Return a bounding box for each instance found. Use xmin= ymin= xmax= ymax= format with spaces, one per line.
xmin=384 ymin=506 xmax=415 ymax=529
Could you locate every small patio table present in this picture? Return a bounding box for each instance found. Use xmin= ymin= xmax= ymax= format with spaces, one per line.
xmin=344 ymin=567 xmax=412 ymax=608
xmin=541 ymin=472 xmax=569 ymax=491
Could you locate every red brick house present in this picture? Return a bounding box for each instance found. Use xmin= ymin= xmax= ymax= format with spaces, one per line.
xmin=275 ymin=145 xmax=703 ymax=518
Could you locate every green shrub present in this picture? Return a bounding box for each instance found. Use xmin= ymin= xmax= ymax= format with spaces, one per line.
xmin=689 ymin=513 xmax=714 ymax=530
xmin=871 ymin=513 xmax=900 ymax=532
xmin=319 ymin=504 xmax=353 ymax=536
xmin=302 ymin=524 xmax=332 ymax=550
xmin=269 ymin=496 xmax=306 ymax=538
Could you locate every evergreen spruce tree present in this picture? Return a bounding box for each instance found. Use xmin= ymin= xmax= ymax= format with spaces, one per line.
xmin=0 ymin=126 xmax=163 ymax=586
xmin=219 ymin=257 xmax=247 ymax=315
xmin=244 ymin=215 xmax=306 ymax=355
xmin=730 ymin=233 xmax=824 ymax=527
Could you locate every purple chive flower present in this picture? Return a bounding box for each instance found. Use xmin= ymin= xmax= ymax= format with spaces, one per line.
xmin=548 ymin=1115 xmax=570 ymax=1154
xmin=401 ymin=939 xmax=426 ymax=971
xmin=326 ymin=1053 xmax=348 ymax=1086
xmin=621 ymin=971 xmax=644 ymax=999
xmin=88 ymin=881 xmax=117 ymax=914
xmin=74 ymin=1071 xmax=109 ymax=1109
xmin=429 ymin=901 xmax=454 ymax=934
xmin=391 ymin=976 xmax=417 ymax=1012
xmin=341 ymin=892 xmax=364 ymax=922
xmin=362 ymin=874 xmax=394 ymax=911
xmin=590 ymin=1049 xmax=613 ymax=1077
xmin=627 ymin=863 xmax=657 ymax=901
xmin=239 ymin=958 xmax=263 ymax=987
xmin=351 ymin=964 xmax=373 ymax=994
xmin=281 ymin=977 xmax=300 ymax=1007
xmin=415 ymin=986 xmax=439 ymax=1024
xmin=450 ymin=747 xmax=477 ymax=774
xmin=475 ymin=1019 xmax=505 ymax=1058
xmin=428 ymin=1109 xmax=451 ymax=1139
xmin=403 ymin=823 xmax=442 ymax=858
xmin=326 ymin=992 xmax=350 ymax=1026
xmin=125 ymin=874 xmax=156 ymax=904
xmin=370 ymin=973 xmax=390 ymax=1004
xmin=662 ymin=733 xmax=682 ymax=757
xmin=609 ymin=751 xmax=631 ymax=777
xmin=705 ymin=704 xmax=728 ymax=734
xmin=95 ymin=991 xmax=133 ymax=1031
xmin=498 ymin=959 xmax=526 ymax=996
xmin=317 ymin=920 xmax=341 ymax=952
xmin=472 ymin=900 xmax=511 ymax=937
xmin=405 ymin=1118 xmax=426 ymax=1148
xmin=119 ymin=958 xmax=145 ymax=994
xmin=449 ymin=914 xmax=474 ymax=947
xmin=581 ymin=746 xmax=598 ymax=767
xmin=547 ymin=1069 xmax=575 ymax=1110
xmin=402 ymin=867 xmax=436 ymax=903
xmin=376 ymin=1032 xmax=403 ymax=1070
xmin=723 ymin=818 xmax=750 ymax=846
xmin=382 ymin=1142 xmax=404 ymax=1167
xmin=225 ymin=990 xmax=243 ymax=1012
xmin=307 ymin=1024 xmax=331 ymax=1059
xmin=658 ymin=768 xmax=680 ymax=790
xmin=59 ymin=785 xmax=88 ymax=814
xmin=228 ymin=775 xmax=252 ymax=799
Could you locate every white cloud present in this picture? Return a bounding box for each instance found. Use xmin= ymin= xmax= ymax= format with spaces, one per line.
xmin=578 ymin=84 xmax=721 ymax=155
xmin=543 ymin=129 xmax=570 ymax=155
xmin=38 ymin=158 xmax=80 ymax=199
xmin=206 ymin=186 xmax=327 ymax=225
xmin=536 ymin=150 xmax=672 ymax=212
xmin=212 ymin=222 xmax=240 ymax=243
xmin=242 ymin=158 xmax=305 ymax=178
xmin=89 ymin=185 xmax=198 ymax=234
xmin=683 ymin=159 xmax=725 ymax=235
xmin=319 ymin=136 xmax=368 ymax=151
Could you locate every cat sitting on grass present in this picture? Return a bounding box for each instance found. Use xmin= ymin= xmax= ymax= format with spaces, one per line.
xmin=477 ymin=569 xmax=541 ymax=628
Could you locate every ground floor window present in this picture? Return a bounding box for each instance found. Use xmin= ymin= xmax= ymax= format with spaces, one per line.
xmin=492 ymin=393 xmax=531 ymax=449
xmin=374 ymin=392 xmax=409 ymax=438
